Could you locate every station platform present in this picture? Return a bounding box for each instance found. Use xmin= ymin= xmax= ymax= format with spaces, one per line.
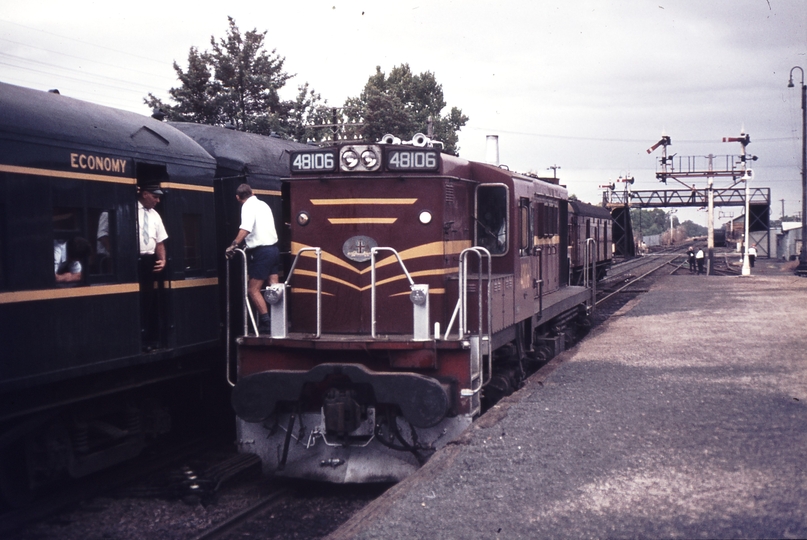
xmin=329 ymin=266 xmax=807 ymax=539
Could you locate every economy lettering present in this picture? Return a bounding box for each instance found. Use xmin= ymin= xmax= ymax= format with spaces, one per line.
xmin=70 ymin=153 xmax=128 ymax=174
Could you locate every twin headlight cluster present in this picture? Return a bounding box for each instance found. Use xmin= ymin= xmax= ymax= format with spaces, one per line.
xmin=340 ymin=145 xmax=381 ymax=172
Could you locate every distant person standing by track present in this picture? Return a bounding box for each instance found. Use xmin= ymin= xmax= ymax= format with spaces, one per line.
xmin=687 ymin=246 xmax=696 ymax=273
xmin=748 ymin=244 xmax=757 ymax=268
xmin=695 ymin=247 xmax=705 ymax=275
xmin=225 ymin=183 xmax=279 ymax=334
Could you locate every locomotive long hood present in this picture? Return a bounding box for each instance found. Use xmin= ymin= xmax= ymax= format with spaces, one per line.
xmin=231 ymin=363 xmax=449 ymax=428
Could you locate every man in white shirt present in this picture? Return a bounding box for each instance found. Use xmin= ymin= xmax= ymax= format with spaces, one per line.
xmin=225 ymin=183 xmax=279 ymax=334
xmin=138 ymin=185 xmax=168 ymax=349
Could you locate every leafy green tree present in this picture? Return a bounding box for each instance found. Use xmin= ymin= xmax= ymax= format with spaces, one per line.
xmin=286 ymin=83 xmax=332 ymax=143
xmin=631 ymin=208 xmax=677 ymax=237
xmin=344 ymin=64 xmax=468 ymax=155
xmin=145 ymin=17 xmax=313 ymax=137
xmin=680 ymin=220 xmax=707 ymax=238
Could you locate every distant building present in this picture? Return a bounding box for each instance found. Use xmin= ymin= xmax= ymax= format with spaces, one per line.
xmin=776 ymin=222 xmax=803 ymax=261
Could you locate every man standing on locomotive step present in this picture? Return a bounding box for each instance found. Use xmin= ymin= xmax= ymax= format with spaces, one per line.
xmin=225 ymin=183 xmax=279 ymax=334
xmin=137 ymin=185 xmax=168 ymax=350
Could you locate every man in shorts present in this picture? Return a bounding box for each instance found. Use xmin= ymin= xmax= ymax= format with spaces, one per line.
xmin=225 ymin=183 xmax=280 ymax=334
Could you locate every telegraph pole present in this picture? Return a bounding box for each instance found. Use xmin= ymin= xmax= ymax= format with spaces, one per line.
xmin=789 ymin=66 xmax=807 ymax=275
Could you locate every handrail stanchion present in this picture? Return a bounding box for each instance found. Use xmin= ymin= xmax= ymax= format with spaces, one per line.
xmin=370 ymin=247 xmax=416 ymax=339
xmin=586 ymin=238 xmax=596 ymax=308
xmin=283 ymin=247 xmax=322 ymax=338
xmin=225 ymin=248 xmax=249 ymax=387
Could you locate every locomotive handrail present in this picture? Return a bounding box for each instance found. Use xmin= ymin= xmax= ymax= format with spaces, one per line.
xmin=535 ymin=247 xmax=543 ymax=319
xmin=445 ymin=247 xmax=492 ymax=341
xmin=285 ymin=247 xmax=322 ymax=338
xmin=225 ymin=248 xmax=251 ymax=387
xmin=370 ymin=247 xmax=416 ymax=339
xmin=448 ymin=247 xmax=493 ymax=404
xmin=584 ymin=238 xmax=597 ymax=308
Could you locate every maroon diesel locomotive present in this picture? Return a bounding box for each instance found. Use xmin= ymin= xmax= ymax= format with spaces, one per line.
xmin=230 ymin=137 xmax=607 ymax=483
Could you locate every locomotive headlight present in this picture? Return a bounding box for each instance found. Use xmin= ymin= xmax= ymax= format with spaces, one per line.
xmin=340 ymin=145 xmax=382 ymax=172
xmin=296 ymin=211 xmax=310 ymax=226
xmin=264 ymin=285 xmax=284 ymax=305
xmin=410 ymin=288 xmax=427 ymax=306
xmin=361 ymin=149 xmax=378 ymax=169
xmin=418 ymin=210 xmax=432 ymax=225
xmin=342 ymin=149 xmax=359 ymax=169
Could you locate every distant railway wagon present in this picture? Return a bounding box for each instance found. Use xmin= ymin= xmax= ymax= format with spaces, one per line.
xmin=568 ymin=200 xmax=612 ymax=284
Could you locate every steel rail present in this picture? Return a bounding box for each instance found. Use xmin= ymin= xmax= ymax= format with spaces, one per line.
xmin=596 ymin=254 xmax=680 ymax=306
xmin=191 ymin=488 xmax=288 ymax=540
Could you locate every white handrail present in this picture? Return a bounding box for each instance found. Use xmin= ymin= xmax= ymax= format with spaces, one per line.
xmin=370 ymin=247 xmax=415 ymax=339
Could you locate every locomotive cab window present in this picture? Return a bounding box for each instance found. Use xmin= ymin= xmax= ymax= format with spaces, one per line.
xmin=476 ymin=184 xmax=508 ymax=255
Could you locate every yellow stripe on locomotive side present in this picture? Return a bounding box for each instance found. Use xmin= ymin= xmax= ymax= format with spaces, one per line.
xmin=310 ymin=198 xmax=417 ymax=205
xmin=0 ymin=283 xmax=139 ymax=304
xmin=0 ymin=164 xmax=135 ymax=185
xmin=328 ymin=218 xmax=398 ymax=225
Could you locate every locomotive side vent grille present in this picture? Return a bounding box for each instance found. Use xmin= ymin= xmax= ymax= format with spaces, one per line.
xmin=445 ymin=182 xmax=455 ymax=203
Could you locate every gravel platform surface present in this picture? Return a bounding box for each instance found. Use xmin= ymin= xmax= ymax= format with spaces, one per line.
xmin=330 ymin=272 xmax=807 ymax=539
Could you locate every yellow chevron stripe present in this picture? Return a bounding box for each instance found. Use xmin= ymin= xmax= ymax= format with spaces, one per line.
xmin=311 ymin=198 xmax=417 ymax=205
xmin=292 ymin=267 xmax=459 ymax=292
xmin=290 ymin=288 xmax=336 ymax=296
xmin=328 ymin=218 xmax=398 ymax=224
xmin=390 ymin=288 xmax=446 ymax=297
xmin=290 ymin=240 xmax=471 ymax=275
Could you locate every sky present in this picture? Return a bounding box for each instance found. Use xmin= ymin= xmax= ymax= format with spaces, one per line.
xmin=1 ymin=0 xmax=806 ymax=227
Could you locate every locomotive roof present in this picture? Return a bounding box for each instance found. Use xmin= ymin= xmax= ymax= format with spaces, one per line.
xmin=0 ymin=82 xmax=216 ymax=171
xmin=169 ymin=122 xmax=310 ymax=181
xmin=569 ymin=199 xmax=612 ymax=219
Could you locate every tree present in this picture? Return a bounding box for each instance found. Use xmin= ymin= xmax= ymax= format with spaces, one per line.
xmin=145 ymin=17 xmax=310 ymax=137
xmin=680 ymin=220 xmax=707 ymax=238
xmin=630 ymin=208 xmax=675 ymax=237
xmin=286 ymin=83 xmax=332 ymax=143
xmin=343 ymin=64 xmax=469 ymax=155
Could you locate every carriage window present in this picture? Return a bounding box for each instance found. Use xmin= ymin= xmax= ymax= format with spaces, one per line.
xmin=183 ymin=213 xmax=202 ymax=272
xmin=53 ymin=207 xmax=83 ymax=234
xmin=53 ymin=207 xmax=89 ymax=285
xmin=476 ymin=185 xmax=508 ymax=255
xmin=536 ymin=203 xmax=545 ymax=237
xmin=89 ymin=209 xmax=114 ymax=276
xmin=519 ymin=198 xmax=531 ymax=255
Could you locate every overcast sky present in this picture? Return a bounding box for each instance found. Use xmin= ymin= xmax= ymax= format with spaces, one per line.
xmin=2 ymin=0 xmax=806 ymax=226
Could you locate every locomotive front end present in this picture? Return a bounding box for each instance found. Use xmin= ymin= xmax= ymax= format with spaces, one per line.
xmin=231 ymin=140 xmax=479 ymax=482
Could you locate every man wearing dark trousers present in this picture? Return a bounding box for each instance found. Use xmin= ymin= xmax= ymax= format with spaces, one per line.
xmin=225 ymin=183 xmax=279 ymax=334
xmin=137 ymin=185 xmax=168 ymax=350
